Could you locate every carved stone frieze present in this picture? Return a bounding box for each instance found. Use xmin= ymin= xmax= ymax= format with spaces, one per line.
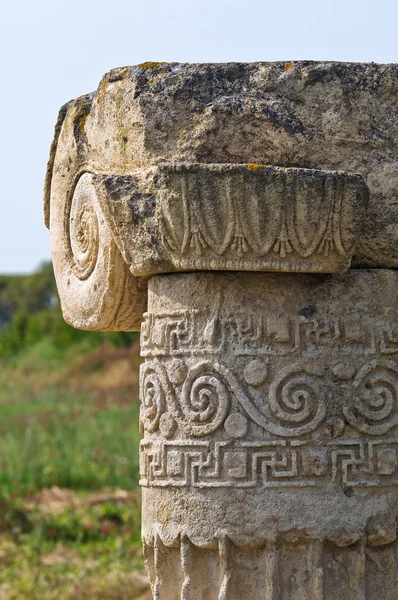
xmin=141 ymin=271 xmax=398 ymax=562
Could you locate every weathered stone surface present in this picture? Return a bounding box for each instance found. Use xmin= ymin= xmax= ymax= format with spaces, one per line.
xmin=140 ymin=269 xmax=398 ymax=598
xmin=45 ymin=62 xmax=398 ymax=270
xmin=93 ymin=163 xmax=368 ymax=275
xmin=45 ymin=61 xmax=398 ymax=598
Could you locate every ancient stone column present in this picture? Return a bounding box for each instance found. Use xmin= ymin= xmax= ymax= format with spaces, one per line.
xmin=45 ymin=62 xmax=398 ymax=599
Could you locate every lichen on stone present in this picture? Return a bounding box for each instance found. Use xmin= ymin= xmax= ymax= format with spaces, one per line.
xmin=245 ymin=163 xmax=269 ymax=172
xmin=137 ymin=62 xmax=167 ymax=70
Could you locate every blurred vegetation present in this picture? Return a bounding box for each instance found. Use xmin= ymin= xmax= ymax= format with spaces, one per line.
xmin=0 ymin=263 xmax=148 ymax=599
xmin=0 ymin=262 xmax=137 ymax=360
xmin=0 ymin=386 xmax=141 ymax=497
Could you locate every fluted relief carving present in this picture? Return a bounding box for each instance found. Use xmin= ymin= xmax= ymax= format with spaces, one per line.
xmin=158 ymin=164 xmax=368 ymax=272
xmin=92 ymin=163 xmax=369 ymax=277
xmin=143 ymin=536 xmax=398 ymax=600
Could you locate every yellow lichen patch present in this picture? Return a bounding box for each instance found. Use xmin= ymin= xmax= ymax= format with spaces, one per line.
xmin=245 ymin=163 xmax=269 ymax=172
xmin=148 ymin=70 xmax=166 ymax=87
xmin=96 ymin=76 xmax=109 ymax=105
xmin=285 ymin=61 xmax=294 ymax=70
xmin=79 ymin=113 xmax=88 ymax=134
xmin=137 ymin=61 xmax=167 ymax=70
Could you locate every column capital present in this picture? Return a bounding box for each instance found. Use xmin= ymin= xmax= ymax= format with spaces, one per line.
xmin=47 ymin=62 xmax=398 ymax=330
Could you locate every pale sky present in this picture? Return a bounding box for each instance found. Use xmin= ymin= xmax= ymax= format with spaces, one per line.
xmin=1 ymin=0 xmax=398 ymax=273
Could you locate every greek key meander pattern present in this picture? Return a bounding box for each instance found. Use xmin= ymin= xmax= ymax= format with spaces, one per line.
xmin=140 ymin=439 xmax=398 ymax=488
xmin=141 ymin=311 xmax=398 ymax=357
xmin=140 ymin=308 xmax=398 ymax=488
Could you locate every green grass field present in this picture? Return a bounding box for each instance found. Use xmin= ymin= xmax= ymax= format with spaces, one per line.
xmin=0 ymin=337 xmax=148 ymax=599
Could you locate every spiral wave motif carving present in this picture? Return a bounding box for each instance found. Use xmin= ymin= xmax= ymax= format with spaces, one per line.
xmin=140 ymin=364 xmax=166 ymax=433
xmin=180 ymin=362 xmax=231 ymax=436
xmin=68 ymin=175 xmax=100 ymax=280
xmin=344 ymin=361 xmax=398 ymax=435
xmin=268 ymin=367 xmax=327 ymax=435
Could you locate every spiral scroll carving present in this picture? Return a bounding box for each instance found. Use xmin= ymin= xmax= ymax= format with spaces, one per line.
xmin=180 ymin=362 xmax=231 ymax=436
xmin=344 ymin=361 xmax=398 ymax=435
xmin=68 ymin=175 xmax=100 ymax=280
xmin=269 ymin=368 xmax=326 ymax=426
xmin=139 ymin=360 xmax=328 ymax=438
xmin=140 ymin=364 xmax=166 ymax=433
xmin=51 ymin=171 xmax=147 ymax=331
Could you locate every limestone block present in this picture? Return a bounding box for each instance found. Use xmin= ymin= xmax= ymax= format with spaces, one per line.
xmin=46 ymin=82 xmax=369 ymax=330
xmin=140 ymin=269 xmax=398 ymax=599
xmin=45 ymin=62 xmax=398 ymax=270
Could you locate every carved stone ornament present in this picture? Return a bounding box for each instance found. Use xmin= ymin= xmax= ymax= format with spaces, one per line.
xmin=45 ymin=62 xmax=398 ymax=599
xmin=94 ymin=163 xmax=368 ymax=275
xmin=140 ymin=271 xmax=398 ymax=598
